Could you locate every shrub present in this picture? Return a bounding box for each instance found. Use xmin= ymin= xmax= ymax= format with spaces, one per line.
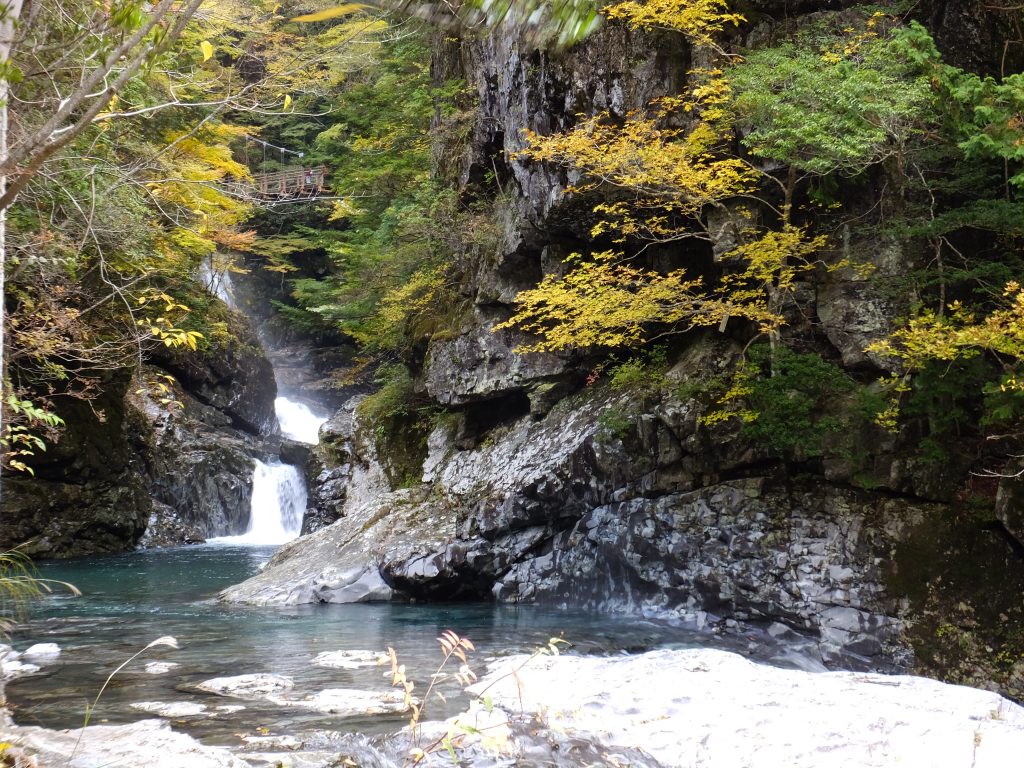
xmin=740 ymin=344 xmax=856 ymax=459
xmin=608 ymin=346 xmax=668 ymax=392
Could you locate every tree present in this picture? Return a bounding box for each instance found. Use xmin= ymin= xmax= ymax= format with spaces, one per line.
xmin=0 ymin=0 xmax=404 ymax=484
xmin=729 ymin=16 xmax=934 ymax=180
xmin=496 ymin=1 xmax=830 ymax=354
xmin=0 ymin=0 xmax=208 ymax=497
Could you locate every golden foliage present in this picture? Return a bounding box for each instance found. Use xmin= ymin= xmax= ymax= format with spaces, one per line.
xmin=494 ymin=251 xmax=712 ymax=351
xmin=716 ymin=225 xmax=828 ymax=316
xmin=519 ymin=94 xmax=755 ymax=231
xmin=868 ymin=283 xmax=1024 ymax=368
xmin=498 ymin=223 xmax=826 ymax=352
xmin=498 ymin=0 xmax=831 ymax=353
xmin=699 ymin=360 xmax=759 ymax=427
xmin=291 ymin=4 xmax=370 ymax=23
xmin=149 ymin=124 xmax=252 ymax=260
xmin=358 ymin=266 xmax=448 ymax=348
xmin=604 ymin=0 xmax=744 ymax=45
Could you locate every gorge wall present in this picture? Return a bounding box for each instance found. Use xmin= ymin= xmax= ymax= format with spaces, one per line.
xmin=226 ymin=1 xmax=1024 ymax=701
xmin=0 ymin=307 xmax=282 ymax=555
xmin=4 ymin=0 xmax=1024 ymax=705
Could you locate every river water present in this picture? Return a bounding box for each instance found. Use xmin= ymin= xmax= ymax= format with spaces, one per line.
xmin=2 ymin=265 xmax=821 ymax=760
xmin=5 ymin=545 xmax=803 ymax=753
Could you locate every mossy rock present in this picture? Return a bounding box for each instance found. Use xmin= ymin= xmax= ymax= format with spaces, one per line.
xmin=888 ymin=510 xmax=1024 ymax=701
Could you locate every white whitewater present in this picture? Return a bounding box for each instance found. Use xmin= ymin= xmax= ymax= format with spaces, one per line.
xmin=197 ymin=257 xmax=238 ymax=310
xmin=209 ymin=459 xmax=305 ymax=545
xmin=275 ymin=395 xmax=328 ymax=444
xmin=198 ymin=276 xmax=326 ymax=545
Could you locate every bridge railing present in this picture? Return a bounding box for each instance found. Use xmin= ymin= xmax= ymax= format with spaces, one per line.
xmin=226 ymin=166 xmax=329 ymax=201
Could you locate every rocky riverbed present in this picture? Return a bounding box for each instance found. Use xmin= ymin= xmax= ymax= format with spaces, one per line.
xmin=3 ymin=641 xmax=1023 ymax=767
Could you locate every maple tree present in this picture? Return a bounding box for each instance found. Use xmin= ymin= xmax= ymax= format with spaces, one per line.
xmin=497 ymin=1 xmax=833 ymax=354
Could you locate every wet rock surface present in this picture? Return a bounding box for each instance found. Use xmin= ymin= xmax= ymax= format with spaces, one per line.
xmin=424 ymin=311 xmax=568 ymax=406
xmin=148 ymin=310 xmax=277 ymax=437
xmin=131 ymin=380 xmax=263 ymax=541
xmin=0 ymin=719 xmax=252 ymax=768
xmin=196 ymin=674 xmax=295 ymax=699
xmin=225 ymin=383 xmax=953 ymax=671
xmin=0 ymin=305 xmax=280 ymax=556
xmin=6 ymin=645 xmax=1021 ymax=767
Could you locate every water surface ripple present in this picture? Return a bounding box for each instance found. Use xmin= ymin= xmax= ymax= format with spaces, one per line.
xmin=7 ymin=544 xmax=816 ymax=751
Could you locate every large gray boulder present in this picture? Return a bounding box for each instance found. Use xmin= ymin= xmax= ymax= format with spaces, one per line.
xmin=462 ymin=648 xmax=1024 ymax=767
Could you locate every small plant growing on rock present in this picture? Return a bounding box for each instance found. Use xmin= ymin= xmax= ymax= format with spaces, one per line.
xmin=388 ymin=632 xmax=570 ymax=765
xmin=597 ymin=407 xmax=635 ymax=442
xmin=389 ymin=630 xmax=477 ymax=764
xmin=608 ymin=346 xmax=668 ymax=393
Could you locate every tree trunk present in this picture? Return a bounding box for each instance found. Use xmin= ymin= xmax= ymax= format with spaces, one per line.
xmin=0 ymin=0 xmax=25 ymax=504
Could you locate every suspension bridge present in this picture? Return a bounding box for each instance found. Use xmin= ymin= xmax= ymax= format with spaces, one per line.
xmin=230 ymin=165 xmax=329 ymax=201
xmin=226 ymin=136 xmax=331 ymax=203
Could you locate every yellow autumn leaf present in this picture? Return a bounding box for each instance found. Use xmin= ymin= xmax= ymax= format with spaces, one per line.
xmin=200 ymin=40 xmax=214 ymax=61
xmin=291 ymin=3 xmax=367 ymax=22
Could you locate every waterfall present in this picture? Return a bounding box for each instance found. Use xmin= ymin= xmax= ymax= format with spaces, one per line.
xmin=197 ymin=257 xmax=238 ymax=310
xmin=275 ymin=396 xmax=328 ymax=444
xmin=208 ymin=459 xmax=305 ymax=545
xmin=197 ymin=256 xmax=328 ymax=546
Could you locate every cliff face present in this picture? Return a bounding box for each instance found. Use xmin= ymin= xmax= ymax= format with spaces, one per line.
xmin=226 ymin=4 xmax=1024 ymax=699
xmin=0 ymin=309 xmax=279 ymax=557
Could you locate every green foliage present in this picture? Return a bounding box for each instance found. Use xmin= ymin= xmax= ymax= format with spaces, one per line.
xmin=2 ymin=397 xmax=65 ymax=475
xmin=257 ymin=28 xmax=483 ymax=355
xmin=730 ymin=15 xmax=936 ymax=176
xmin=357 ymin=364 xmax=437 ymax=488
xmin=608 ymin=346 xmax=668 ymax=392
xmin=739 ymin=345 xmax=857 ymax=459
xmin=302 ymin=0 xmax=603 ymax=48
xmin=597 ymin=407 xmax=634 ymax=442
xmin=897 ymin=357 xmax=1016 ymax=465
xmin=700 ymin=345 xmax=887 ymax=464
xmin=357 ymin=364 xmax=417 ymax=427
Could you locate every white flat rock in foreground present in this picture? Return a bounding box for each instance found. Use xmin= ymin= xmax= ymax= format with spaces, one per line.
xmin=470 ymin=648 xmax=1024 ymax=768
xmin=22 ymin=643 xmax=61 ymax=660
xmin=268 ymin=687 xmax=409 ymax=715
xmin=0 ymin=718 xmax=249 ymax=768
xmin=131 ymin=701 xmax=209 ymax=717
xmin=311 ymin=649 xmax=389 ymax=670
xmin=196 ymin=673 xmax=294 ymax=699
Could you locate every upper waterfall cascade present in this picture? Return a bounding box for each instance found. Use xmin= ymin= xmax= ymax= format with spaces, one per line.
xmin=197 ymin=255 xmax=330 ymax=543
xmin=197 ymin=258 xmax=238 ymax=310
xmin=276 ymin=396 xmax=329 ymax=444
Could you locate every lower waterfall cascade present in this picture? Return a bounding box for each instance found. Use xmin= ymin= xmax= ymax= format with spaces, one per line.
xmin=209 ymin=458 xmax=305 ymax=545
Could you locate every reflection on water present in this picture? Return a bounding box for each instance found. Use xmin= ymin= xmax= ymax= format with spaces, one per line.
xmin=7 ymin=545 xmax=808 ymax=750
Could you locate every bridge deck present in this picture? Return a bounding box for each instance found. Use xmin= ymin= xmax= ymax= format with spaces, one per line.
xmin=234 ymin=166 xmax=328 ymax=200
